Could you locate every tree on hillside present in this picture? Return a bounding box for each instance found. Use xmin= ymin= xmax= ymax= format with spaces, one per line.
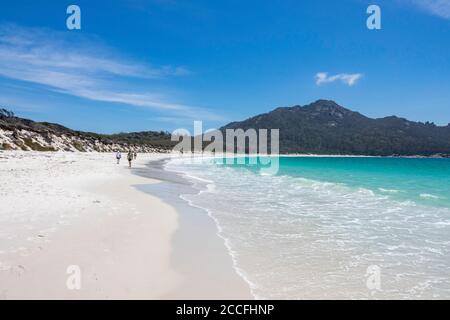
xmin=0 ymin=108 xmax=15 ymax=118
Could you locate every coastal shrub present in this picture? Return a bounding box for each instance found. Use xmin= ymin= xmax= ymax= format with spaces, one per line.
xmin=72 ymin=141 xmax=86 ymax=152
xmin=23 ymin=138 xmax=55 ymax=151
xmin=1 ymin=143 xmax=14 ymax=150
xmin=0 ymin=108 xmax=15 ymax=118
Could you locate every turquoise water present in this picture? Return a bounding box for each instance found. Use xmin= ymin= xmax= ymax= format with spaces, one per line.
xmin=166 ymin=156 xmax=450 ymax=299
xmin=222 ymin=157 xmax=450 ymax=208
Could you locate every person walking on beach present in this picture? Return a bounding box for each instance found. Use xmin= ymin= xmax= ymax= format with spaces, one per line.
xmin=127 ymin=150 xmax=133 ymax=168
xmin=116 ymin=151 xmax=122 ymax=164
xmin=134 ymin=152 xmax=137 ymax=160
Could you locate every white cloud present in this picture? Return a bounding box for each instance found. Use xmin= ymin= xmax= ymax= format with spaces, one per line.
xmin=315 ymin=72 xmax=363 ymax=86
xmin=0 ymin=24 xmax=222 ymax=120
xmin=0 ymin=24 xmax=187 ymax=79
xmin=405 ymin=0 xmax=450 ymax=19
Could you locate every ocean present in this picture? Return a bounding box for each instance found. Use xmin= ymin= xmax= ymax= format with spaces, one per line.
xmin=165 ymin=156 xmax=450 ymax=299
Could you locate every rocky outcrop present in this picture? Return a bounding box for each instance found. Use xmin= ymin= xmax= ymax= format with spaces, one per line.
xmin=0 ymin=110 xmax=173 ymax=152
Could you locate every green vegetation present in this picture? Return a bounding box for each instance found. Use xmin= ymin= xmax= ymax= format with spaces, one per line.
xmin=222 ymin=100 xmax=450 ymax=156
xmin=100 ymin=131 xmax=176 ymax=149
xmin=22 ymin=138 xmax=56 ymax=152
xmin=1 ymin=109 xmax=175 ymax=151
xmin=0 ymin=108 xmax=14 ymax=118
xmin=72 ymin=141 xmax=86 ymax=152
xmin=1 ymin=143 xmax=13 ymax=150
xmin=2 ymin=101 xmax=450 ymax=156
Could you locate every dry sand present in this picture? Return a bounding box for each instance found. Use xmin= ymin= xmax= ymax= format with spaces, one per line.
xmin=0 ymin=151 xmax=251 ymax=299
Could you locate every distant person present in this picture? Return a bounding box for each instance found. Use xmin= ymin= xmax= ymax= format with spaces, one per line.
xmin=134 ymin=152 xmax=137 ymax=160
xmin=127 ymin=151 xmax=133 ymax=168
xmin=115 ymin=151 xmax=122 ymax=164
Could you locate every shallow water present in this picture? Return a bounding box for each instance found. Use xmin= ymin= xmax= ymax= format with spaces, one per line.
xmin=165 ymin=156 xmax=450 ymax=299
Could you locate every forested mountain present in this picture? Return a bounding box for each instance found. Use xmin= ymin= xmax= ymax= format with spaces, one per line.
xmin=222 ymin=100 xmax=450 ymax=156
xmin=3 ymin=100 xmax=450 ymax=156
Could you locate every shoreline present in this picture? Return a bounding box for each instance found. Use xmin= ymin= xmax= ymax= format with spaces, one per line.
xmin=0 ymin=151 xmax=251 ymax=299
xmin=2 ymin=151 xmax=447 ymax=299
xmin=133 ymin=158 xmax=252 ymax=299
xmin=154 ymin=158 xmax=261 ymax=299
xmin=158 ymin=154 xmax=450 ymax=299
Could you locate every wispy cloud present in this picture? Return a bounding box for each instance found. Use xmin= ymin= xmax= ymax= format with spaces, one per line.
xmin=315 ymin=72 xmax=363 ymax=86
xmin=0 ymin=24 xmax=187 ymax=79
xmin=403 ymin=0 xmax=450 ymax=20
xmin=0 ymin=24 xmax=221 ymax=120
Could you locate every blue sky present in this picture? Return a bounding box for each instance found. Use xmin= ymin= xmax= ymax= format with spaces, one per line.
xmin=0 ymin=0 xmax=449 ymax=133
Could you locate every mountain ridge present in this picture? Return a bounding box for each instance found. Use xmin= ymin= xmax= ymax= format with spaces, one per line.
xmin=0 ymin=108 xmax=174 ymax=152
xmin=221 ymin=100 xmax=450 ymax=156
xmin=2 ymin=101 xmax=450 ymax=156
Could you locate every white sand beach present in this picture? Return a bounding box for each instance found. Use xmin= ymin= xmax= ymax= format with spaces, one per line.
xmin=0 ymin=151 xmax=251 ymax=299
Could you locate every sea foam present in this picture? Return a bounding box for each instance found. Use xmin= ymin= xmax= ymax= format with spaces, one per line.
xmin=166 ymin=157 xmax=450 ymax=299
